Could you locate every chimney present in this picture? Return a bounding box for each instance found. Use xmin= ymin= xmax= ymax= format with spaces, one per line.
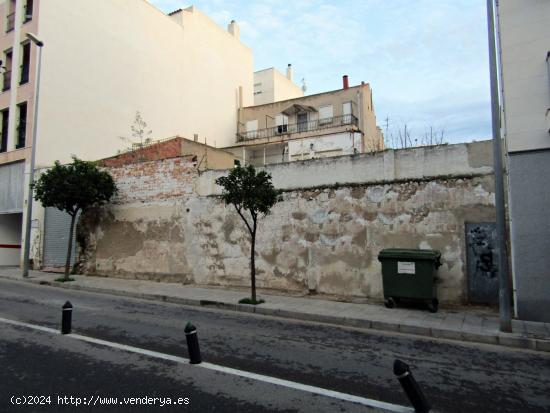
xmin=228 ymin=20 xmax=240 ymax=40
xmin=194 ymin=133 xmax=198 ymax=142
xmin=343 ymin=75 xmax=349 ymax=89
xmin=286 ymin=64 xmax=293 ymax=81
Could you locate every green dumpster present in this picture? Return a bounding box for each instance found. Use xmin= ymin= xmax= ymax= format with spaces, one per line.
xmin=378 ymin=249 xmax=442 ymax=312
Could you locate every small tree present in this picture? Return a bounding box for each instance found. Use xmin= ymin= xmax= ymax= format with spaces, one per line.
xmin=33 ymin=157 xmax=117 ymax=280
xmin=118 ymin=111 xmax=153 ymax=155
xmin=215 ymin=165 xmax=280 ymax=303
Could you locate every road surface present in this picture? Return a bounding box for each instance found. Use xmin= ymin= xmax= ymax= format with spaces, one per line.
xmin=0 ymin=278 xmax=549 ymax=412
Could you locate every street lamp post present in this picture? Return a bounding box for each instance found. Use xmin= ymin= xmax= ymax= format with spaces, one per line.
xmin=22 ymin=32 xmax=44 ymax=278
xmin=486 ymin=0 xmax=512 ymax=332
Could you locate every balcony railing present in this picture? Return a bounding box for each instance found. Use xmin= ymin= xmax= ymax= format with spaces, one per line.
xmin=6 ymin=12 xmax=15 ymax=32
xmin=237 ymin=114 xmax=358 ymax=142
xmin=2 ymin=70 xmax=11 ymax=91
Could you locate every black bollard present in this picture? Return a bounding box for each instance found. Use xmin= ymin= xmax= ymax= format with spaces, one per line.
xmin=394 ymin=359 xmax=431 ymax=413
xmin=184 ymin=322 xmax=202 ymax=364
xmin=61 ymin=301 xmax=73 ymax=334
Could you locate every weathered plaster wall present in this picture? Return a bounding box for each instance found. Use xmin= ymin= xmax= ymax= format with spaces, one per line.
xmin=79 ymin=141 xmax=495 ymax=304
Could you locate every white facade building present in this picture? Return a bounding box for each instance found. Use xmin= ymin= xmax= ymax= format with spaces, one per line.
xmin=497 ymin=0 xmax=550 ymax=322
xmin=0 ymin=0 xmax=253 ymax=266
xmin=253 ymin=65 xmax=304 ymax=105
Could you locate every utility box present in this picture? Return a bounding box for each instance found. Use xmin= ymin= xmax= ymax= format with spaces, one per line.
xmin=378 ymin=249 xmax=442 ymax=312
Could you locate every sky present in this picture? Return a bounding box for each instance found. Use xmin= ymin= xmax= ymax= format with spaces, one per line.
xmin=149 ymin=0 xmax=491 ymax=144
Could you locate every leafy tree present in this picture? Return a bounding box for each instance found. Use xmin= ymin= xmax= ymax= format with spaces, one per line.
xmin=33 ymin=157 xmax=117 ymax=280
xmin=216 ymin=165 xmax=281 ymax=303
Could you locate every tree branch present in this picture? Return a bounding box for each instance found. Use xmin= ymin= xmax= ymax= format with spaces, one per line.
xmin=234 ymin=205 xmax=253 ymax=235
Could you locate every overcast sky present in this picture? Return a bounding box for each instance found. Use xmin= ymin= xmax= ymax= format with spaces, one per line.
xmin=149 ymin=0 xmax=491 ymax=144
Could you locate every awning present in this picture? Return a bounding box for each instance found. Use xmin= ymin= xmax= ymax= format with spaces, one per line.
xmin=281 ymin=104 xmax=317 ymax=116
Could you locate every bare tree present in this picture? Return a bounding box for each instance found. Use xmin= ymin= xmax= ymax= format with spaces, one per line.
xmin=384 ymin=123 xmax=447 ymax=149
xmin=118 ymin=111 xmax=153 ymax=153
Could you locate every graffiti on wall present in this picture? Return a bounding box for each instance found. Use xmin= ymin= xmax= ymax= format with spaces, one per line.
xmin=466 ymin=223 xmax=499 ymax=304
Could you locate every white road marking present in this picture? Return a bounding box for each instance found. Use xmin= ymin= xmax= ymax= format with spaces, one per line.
xmin=0 ymin=316 xmax=60 ymax=334
xmin=0 ymin=315 xmax=413 ymax=413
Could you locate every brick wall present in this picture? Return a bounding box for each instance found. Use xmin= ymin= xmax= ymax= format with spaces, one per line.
xmin=79 ymin=141 xmax=497 ymax=304
xmin=99 ymin=137 xmax=186 ymax=168
xmin=108 ymin=157 xmax=197 ymax=204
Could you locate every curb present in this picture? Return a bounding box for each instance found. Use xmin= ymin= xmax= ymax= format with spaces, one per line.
xmin=5 ymin=275 xmax=550 ymax=353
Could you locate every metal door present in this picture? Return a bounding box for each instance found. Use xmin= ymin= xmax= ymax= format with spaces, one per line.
xmin=43 ymin=207 xmax=78 ymax=268
xmin=297 ymin=113 xmax=308 ymax=132
xmin=465 ymin=222 xmax=499 ymax=304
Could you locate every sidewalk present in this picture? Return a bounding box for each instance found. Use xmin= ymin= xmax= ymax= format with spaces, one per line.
xmin=1 ymin=267 xmax=549 ymax=353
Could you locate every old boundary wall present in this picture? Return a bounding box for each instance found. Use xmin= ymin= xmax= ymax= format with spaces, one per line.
xmin=79 ymin=140 xmax=495 ymax=304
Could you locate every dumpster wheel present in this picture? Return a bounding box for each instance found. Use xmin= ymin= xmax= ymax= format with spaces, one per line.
xmin=427 ymin=298 xmax=439 ymax=313
xmin=384 ymin=297 xmax=396 ymax=309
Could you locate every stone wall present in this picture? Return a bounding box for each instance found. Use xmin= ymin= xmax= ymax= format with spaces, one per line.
xmin=79 ymin=141 xmax=496 ymax=304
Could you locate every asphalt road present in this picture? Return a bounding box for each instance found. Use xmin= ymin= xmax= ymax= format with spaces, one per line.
xmin=1 ymin=278 xmax=549 ymax=413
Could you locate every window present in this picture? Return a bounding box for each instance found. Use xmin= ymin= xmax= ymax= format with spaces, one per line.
xmin=246 ymin=120 xmax=258 ymax=138
xmin=276 ymin=114 xmax=288 ymax=134
xmin=5 ymin=1 xmax=16 ymax=32
xmin=20 ymin=42 xmax=30 ymax=85
xmin=318 ymin=105 xmax=333 ymax=125
xmin=342 ymin=102 xmax=352 ymax=124
xmin=3 ymin=49 xmax=12 ymax=92
xmin=297 ymin=113 xmax=308 ymax=132
xmin=24 ymin=0 xmax=33 ymax=23
xmin=16 ymin=102 xmax=27 ymax=149
xmin=0 ymin=109 xmax=8 ymax=152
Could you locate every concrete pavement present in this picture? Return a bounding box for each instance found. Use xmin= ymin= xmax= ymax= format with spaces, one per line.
xmin=1 ymin=266 xmax=549 ymax=353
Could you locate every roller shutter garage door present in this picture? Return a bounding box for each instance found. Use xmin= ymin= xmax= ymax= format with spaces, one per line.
xmin=43 ymin=208 xmax=79 ymax=268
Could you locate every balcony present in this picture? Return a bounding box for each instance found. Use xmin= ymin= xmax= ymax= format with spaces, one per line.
xmin=2 ymin=70 xmax=11 ymax=91
xmin=6 ymin=12 xmax=15 ymax=32
xmin=237 ymin=114 xmax=358 ymax=142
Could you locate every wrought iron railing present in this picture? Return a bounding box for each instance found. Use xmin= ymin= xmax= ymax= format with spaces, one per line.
xmin=237 ymin=114 xmax=358 ymax=142
xmin=6 ymin=12 xmax=15 ymax=32
xmin=2 ymin=70 xmax=11 ymax=91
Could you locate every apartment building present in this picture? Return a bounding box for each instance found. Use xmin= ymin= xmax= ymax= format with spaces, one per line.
xmin=496 ymin=1 xmax=550 ymax=321
xmin=0 ymin=0 xmax=253 ymax=267
xmin=226 ymin=76 xmax=383 ymax=166
xmin=253 ymin=64 xmax=304 ymax=105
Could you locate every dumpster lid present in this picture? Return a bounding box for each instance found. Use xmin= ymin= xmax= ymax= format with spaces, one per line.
xmin=378 ymin=248 xmax=441 ymax=262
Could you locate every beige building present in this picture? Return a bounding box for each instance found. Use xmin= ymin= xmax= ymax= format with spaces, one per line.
xmin=226 ymin=76 xmax=383 ymax=166
xmin=0 ymin=0 xmax=253 ymax=266
xmin=253 ymin=65 xmax=304 ymax=105
xmin=496 ymin=0 xmax=550 ymax=322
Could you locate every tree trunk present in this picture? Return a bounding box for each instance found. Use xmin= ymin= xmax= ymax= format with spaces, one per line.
xmin=250 ymin=220 xmax=257 ymax=302
xmin=64 ymin=213 xmax=76 ymax=281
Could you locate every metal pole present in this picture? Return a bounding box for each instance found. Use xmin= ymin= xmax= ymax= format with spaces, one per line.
xmin=184 ymin=322 xmax=202 ymax=364
xmin=22 ymin=39 xmax=43 ymax=278
xmin=393 ymin=359 xmax=431 ymax=413
xmin=61 ymin=301 xmax=73 ymax=334
xmin=486 ymin=0 xmax=511 ymax=332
